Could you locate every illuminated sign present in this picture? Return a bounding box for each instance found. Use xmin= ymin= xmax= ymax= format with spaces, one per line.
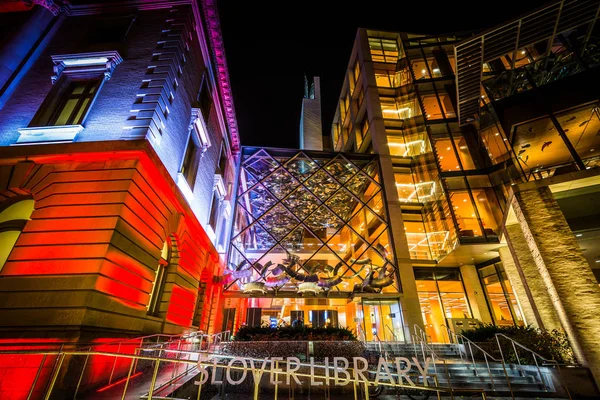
xmin=195 ymin=356 xmax=432 ymax=387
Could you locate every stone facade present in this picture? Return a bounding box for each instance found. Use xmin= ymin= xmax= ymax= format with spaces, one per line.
xmin=509 ymin=187 xmax=600 ymax=384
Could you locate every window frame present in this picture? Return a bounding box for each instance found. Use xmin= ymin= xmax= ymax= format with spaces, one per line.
xmin=17 ymin=51 xmax=122 ymax=144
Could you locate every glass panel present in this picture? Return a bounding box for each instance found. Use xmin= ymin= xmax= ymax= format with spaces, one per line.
xmin=282 ymin=186 xmax=320 ymax=221
xmin=280 ymin=225 xmax=322 ymax=258
xmin=304 ymin=169 xmax=341 ymax=201
xmin=284 ymin=153 xmax=319 ymax=182
xmin=324 ymin=155 xmax=359 ymax=183
xmin=481 ymin=272 xmax=514 ymax=326
xmin=557 ymin=103 xmax=600 ymax=163
xmin=73 ymin=98 xmax=90 ymax=123
xmin=54 ymin=98 xmax=78 ymax=126
xmin=258 ymin=204 xmax=299 ymax=241
xmin=244 ymin=184 xmax=278 ymax=219
xmin=412 ymin=57 xmax=430 ymax=80
xmin=394 ymin=172 xmax=417 ymax=203
xmin=325 ymin=188 xmax=361 ymax=222
xmin=262 ymin=167 xmax=298 ymax=200
xmin=449 ymin=191 xmax=483 ymax=238
xmin=405 ymin=220 xmax=432 ymax=260
xmin=454 ymin=136 xmax=475 ymax=169
xmin=435 ymin=138 xmax=461 ymax=172
xmin=471 ymin=189 xmax=500 ymax=236
xmin=380 ymin=96 xmax=421 ymax=120
xmin=367 ymin=191 xmax=386 ymax=219
xmin=513 ymin=116 xmax=572 ymax=173
xmin=243 ymin=149 xmax=279 ymax=181
xmin=228 ymin=151 xmax=399 ymax=296
xmin=480 ymin=126 xmax=511 ymax=165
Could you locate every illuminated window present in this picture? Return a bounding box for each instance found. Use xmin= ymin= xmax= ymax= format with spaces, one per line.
xmin=415 ymin=267 xmax=472 ymax=343
xmin=0 ymin=199 xmax=34 ymax=273
xmin=368 ymin=37 xmax=400 ymax=63
xmin=148 ymin=241 xmax=169 ymax=315
xmin=449 ymin=191 xmax=482 ymax=238
xmin=478 ymin=263 xmax=524 ymax=326
xmin=20 ymin=51 xmax=122 ymax=144
xmin=380 ymin=96 xmax=421 ymax=120
xmin=181 ymin=108 xmax=211 ymax=190
xmin=356 ymin=115 xmax=369 ymax=150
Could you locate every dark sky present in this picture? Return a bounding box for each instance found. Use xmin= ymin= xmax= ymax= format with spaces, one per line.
xmin=218 ymin=0 xmax=552 ymax=149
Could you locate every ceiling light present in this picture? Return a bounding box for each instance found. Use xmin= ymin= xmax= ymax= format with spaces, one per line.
xmin=460 ymin=146 xmax=467 ymax=149
xmin=521 ymin=50 xmax=526 ymax=55
xmin=446 ymin=147 xmax=451 ymax=151
xmin=463 ymin=199 xmax=467 ymax=202
xmin=576 ymin=234 xmax=583 ymax=237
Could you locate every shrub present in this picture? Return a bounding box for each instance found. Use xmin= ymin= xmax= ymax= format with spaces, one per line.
xmin=233 ymin=326 xmax=358 ymax=342
xmin=460 ymin=324 xmax=576 ymax=364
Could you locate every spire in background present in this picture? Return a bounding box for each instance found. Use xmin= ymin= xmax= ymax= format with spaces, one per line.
xmin=299 ymin=75 xmax=322 ymax=150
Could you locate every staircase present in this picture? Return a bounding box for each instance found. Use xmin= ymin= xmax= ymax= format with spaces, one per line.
xmin=364 ymin=338 xmax=562 ymax=397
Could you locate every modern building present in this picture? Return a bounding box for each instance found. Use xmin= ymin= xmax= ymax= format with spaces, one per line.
xmin=324 ymin=0 xmax=600 ymax=384
xmin=221 ymin=0 xmax=600 ymax=387
xmin=0 ymin=0 xmax=239 ymax=396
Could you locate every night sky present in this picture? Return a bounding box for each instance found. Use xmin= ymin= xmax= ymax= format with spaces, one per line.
xmin=218 ymin=0 xmax=552 ymax=149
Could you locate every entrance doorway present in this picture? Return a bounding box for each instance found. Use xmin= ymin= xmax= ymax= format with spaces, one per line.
xmin=356 ymin=298 xmax=407 ymax=342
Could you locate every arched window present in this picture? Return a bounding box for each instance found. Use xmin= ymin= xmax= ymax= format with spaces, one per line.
xmin=148 ymin=240 xmax=170 ymax=315
xmin=0 ymin=199 xmax=34 ymax=272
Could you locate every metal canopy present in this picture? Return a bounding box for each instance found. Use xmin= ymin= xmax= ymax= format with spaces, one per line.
xmin=455 ymin=0 xmax=600 ymax=126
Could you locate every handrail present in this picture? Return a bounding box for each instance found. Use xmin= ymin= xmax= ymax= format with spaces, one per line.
xmin=0 ymin=348 xmax=486 ymax=400
xmin=495 ymin=333 xmax=572 ymax=399
xmin=413 ymin=324 xmax=430 ymax=344
xmin=384 ymin=324 xmax=398 ymax=341
xmin=356 ymin=324 xmax=367 ymax=343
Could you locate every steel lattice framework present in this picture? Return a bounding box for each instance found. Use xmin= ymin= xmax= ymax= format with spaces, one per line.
xmin=224 ymin=148 xmax=399 ymax=296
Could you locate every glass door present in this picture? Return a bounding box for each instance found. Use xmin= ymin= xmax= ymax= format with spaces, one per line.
xmin=357 ymin=298 xmax=407 ymax=342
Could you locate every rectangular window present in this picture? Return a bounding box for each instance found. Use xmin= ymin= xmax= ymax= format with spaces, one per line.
xmin=199 ymin=77 xmax=213 ymax=123
xmin=32 ymin=77 xmax=102 ymax=127
xmin=368 ymin=37 xmax=400 ymax=63
xmin=209 ymin=191 xmax=220 ymax=230
xmin=181 ymin=135 xmax=200 ymax=189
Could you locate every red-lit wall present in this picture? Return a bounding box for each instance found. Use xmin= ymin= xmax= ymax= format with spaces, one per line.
xmin=0 ymin=146 xmax=225 ymax=398
xmin=0 ymin=148 xmax=223 ymax=338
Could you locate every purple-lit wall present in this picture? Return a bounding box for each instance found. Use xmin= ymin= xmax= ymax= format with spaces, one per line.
xmin=0 ymin=2 xmax=236 ymax=234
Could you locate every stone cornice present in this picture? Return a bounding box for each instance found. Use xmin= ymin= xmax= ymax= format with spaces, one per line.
xmin=200 ymin=0 xmax=240 ymax=152
xmin=23 ymin=0 xmax=67 ymax=16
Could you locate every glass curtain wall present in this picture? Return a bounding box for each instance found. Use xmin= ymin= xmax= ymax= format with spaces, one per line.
xmin=478 ymin=263 xmax=524 ymax=326
xmin=414 ymin=267 xmax=472 ymax=343
xmin=371 ymin=32 xmax=459 ymax=261
xmin=228 ymin=148 xmax=400 ymax=297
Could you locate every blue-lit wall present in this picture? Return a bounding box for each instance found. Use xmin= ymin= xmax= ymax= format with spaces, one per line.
xmin=0 ymin=4 xmax=234 ymax=232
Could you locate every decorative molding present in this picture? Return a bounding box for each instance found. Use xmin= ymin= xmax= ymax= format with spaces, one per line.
xmin=50 ymin=51 xmax=123 ymax=83
xmin=190 ymin=107 xmax=211 ymax=155
xmin=123 ymin=6 xmax=194 ymax=141
xmin=15 ymin=125 xmax=83 ymax=144
xmin=214 ymin=174 xmax=226 ymax=200
xmin=23 ymin=0 xmax=66 ymax=16
xmin=200 ymin=0 xmax=240 ymax=152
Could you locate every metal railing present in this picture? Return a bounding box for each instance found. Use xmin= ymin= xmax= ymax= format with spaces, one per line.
xmin=495 ymin=333 xmax=572 ymax=400
xmin=0 ymin=347 xmax=487 ymax=400
xmin=440 ymin=325 xmax=513 ymax=395
xmin=384 ymin=324 xmax=398 ymax=341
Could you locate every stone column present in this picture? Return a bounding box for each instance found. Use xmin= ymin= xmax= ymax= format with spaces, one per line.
xmin=512 ymin=187 xmax=600 ymax=385
xmin=504 ymin=225 xmax=564 ymax=333
xmin=459 ymin=265 xmax=493 ymax=324
xmin=498 ymin=246 xmax=539 ymax=328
